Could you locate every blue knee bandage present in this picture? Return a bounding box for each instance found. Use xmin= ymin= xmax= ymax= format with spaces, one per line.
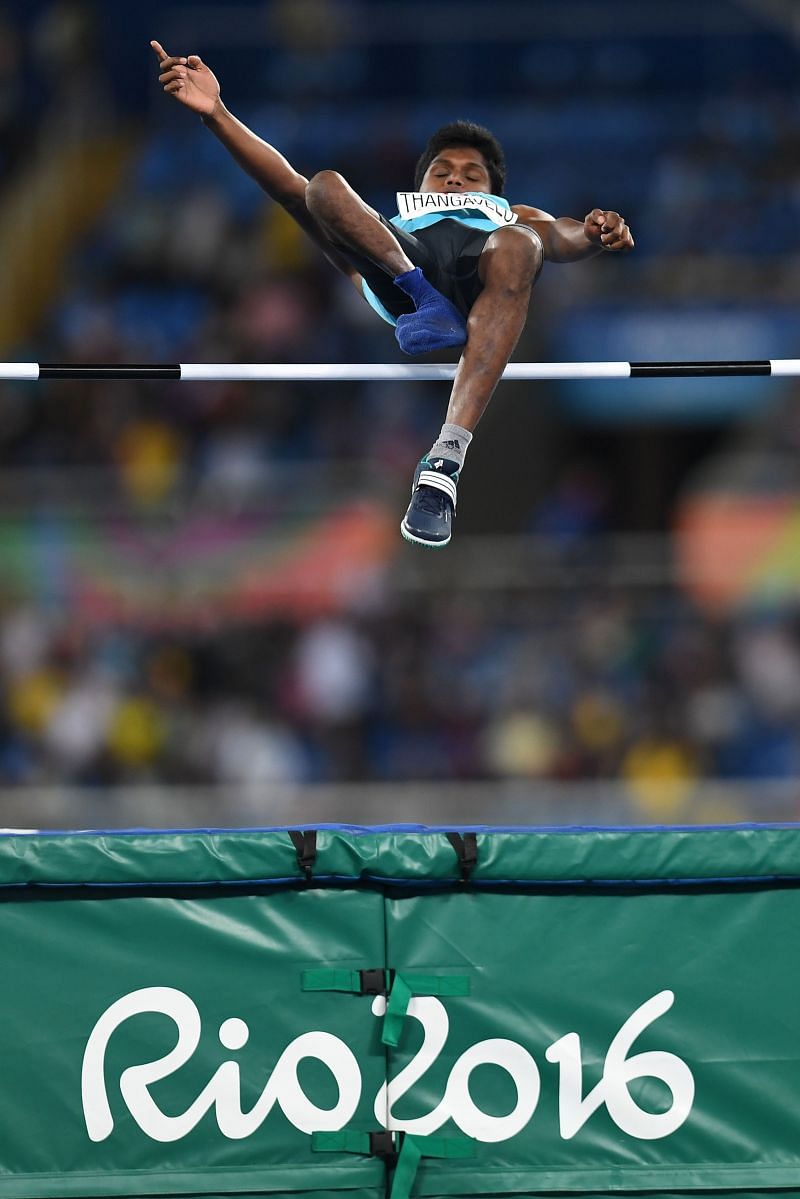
xmin=393 ymin=267 xmax=467 ymax=355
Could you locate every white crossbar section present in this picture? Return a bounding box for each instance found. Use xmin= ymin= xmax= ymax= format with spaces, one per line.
xmin=179 ymin=362 xmax=632 ymax=381
xmin=1 ymin=364 xmax=40 ymax=380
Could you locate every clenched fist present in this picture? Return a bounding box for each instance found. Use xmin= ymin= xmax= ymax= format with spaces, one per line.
xmin=151 ymin=40 xmax=221 ymax=118
xmin=584 ymin=209 xmax=634 ymax=252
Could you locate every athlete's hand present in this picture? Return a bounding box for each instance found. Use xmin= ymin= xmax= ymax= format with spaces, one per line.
xmin=584 ymin=209 xmax=634 ymax=252
xmin=150 ymin=40 xmax=221 ymax=117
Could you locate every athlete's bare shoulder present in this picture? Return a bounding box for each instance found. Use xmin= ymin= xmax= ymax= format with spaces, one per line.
xmin=511 ymin=203 xmax=556 ymax=223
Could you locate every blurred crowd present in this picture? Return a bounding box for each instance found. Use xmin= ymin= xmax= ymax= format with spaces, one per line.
xmin=2 ymin=593 xmax=800 ymax=807
xmin=1 ymin=0 xmax=800 ymax=806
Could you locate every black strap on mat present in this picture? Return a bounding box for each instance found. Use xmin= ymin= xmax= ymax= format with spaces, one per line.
xmin=369 ymin=1130 xmax=397 ymax=1159
xmin=312 ymin=1128 xmax=397 ymax=1162
xmin=445 ymin=832 xmax=478 ymax=883
xmin=288 ymin=829 xmax=317 ymax=881
xmin=360 ymin=967 xmax=394 ymax=995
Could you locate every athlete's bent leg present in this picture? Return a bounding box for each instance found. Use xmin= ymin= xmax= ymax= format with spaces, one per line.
xmin=447 ymin=224 xmax=543 ymax=431
xmin=401 ymin=225 xmax=543 ymax=548
xmin=306 ymin=170 xmax=413 ymax=275
xmin=305 ymin=171 xmax=467 ymax=353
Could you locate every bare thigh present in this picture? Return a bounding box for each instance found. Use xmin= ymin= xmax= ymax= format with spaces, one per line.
xmin=477 ymin=225 xmax=544 ymax=285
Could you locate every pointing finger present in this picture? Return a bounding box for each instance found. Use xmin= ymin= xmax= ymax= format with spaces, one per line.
xmin=151 ymin=44 xmax=188 ymax=72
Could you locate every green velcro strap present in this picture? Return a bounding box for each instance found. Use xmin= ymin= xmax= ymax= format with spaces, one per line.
xmin=404 ymin=973 xmax=470 ymax=998
xmin=382 ymin=973 xmax=470 ymax=1047
xmin=390 ymin=1134 xmax=474 ymax=1199
xmin=382 ymin=973 xmax=414 ymax=1047
xmin=302 ymin=969 xmax=364 ymax=993
xmin=312 ymin=1130 xmax=371 ymax=1154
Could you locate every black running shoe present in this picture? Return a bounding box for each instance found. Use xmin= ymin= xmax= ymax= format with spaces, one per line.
xmin=400 ymin=455 xmax=459 ymax=548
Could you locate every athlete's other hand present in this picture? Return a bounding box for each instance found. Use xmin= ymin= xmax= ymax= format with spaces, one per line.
xmin=151 ymin=40 xmax=221 ymax=117
xmin=584 ymin=209 xmax=634 ymax=251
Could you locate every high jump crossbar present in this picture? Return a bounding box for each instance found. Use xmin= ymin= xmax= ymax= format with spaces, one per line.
xmin=1 ymin=360 xmax=800 ymax=381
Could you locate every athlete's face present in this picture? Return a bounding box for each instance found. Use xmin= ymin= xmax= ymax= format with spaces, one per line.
xmin=420 ymin=146 xmax=492 ymax=193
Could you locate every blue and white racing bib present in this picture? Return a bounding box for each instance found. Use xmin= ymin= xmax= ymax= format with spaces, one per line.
xmin=395 ymin=191 xmax=518 ymax=227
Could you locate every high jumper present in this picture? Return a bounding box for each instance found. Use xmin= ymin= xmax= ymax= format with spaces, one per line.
xmin=151 ymin=40 xmax=634 ymax=547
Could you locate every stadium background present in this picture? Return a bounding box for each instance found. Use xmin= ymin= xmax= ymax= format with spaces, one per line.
xmin=1 ymin=0 xmax=799 ymax=828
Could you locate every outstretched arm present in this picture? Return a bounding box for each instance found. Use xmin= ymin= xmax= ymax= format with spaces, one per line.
xmin=150 ymin=41 xmax=360 ymax=284
xmin=512 ymin=204 xmax=634 ymax=263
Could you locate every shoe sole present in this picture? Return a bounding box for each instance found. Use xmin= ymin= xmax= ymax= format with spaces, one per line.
xmin=400 ymin=520 xmax=451 ymax=548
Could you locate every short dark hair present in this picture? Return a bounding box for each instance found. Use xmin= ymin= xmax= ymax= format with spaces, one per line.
xmin=414 ymin=121 xmax=507 ymax=195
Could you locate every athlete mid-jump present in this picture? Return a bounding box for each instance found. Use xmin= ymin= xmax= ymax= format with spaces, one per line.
xmin=152 ymin=40 xmax=634 ymax=548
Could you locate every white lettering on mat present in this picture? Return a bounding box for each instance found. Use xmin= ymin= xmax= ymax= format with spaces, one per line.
xmin=82 ymin=986 xmax=694 ymax=1144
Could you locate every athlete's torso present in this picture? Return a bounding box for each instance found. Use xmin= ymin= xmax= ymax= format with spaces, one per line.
xmin=361 ymin=192 xmax=517 ymax=325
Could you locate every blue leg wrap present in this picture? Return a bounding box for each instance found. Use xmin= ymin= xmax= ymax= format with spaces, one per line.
xmin=393 ymin=267 xmax=467 ymax=355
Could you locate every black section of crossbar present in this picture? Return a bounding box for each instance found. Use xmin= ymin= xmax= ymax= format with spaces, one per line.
xmin=39 ymin=364 xmax=181 ymax=380
xmin=629 ymin=360 xmax=771 ymax=378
